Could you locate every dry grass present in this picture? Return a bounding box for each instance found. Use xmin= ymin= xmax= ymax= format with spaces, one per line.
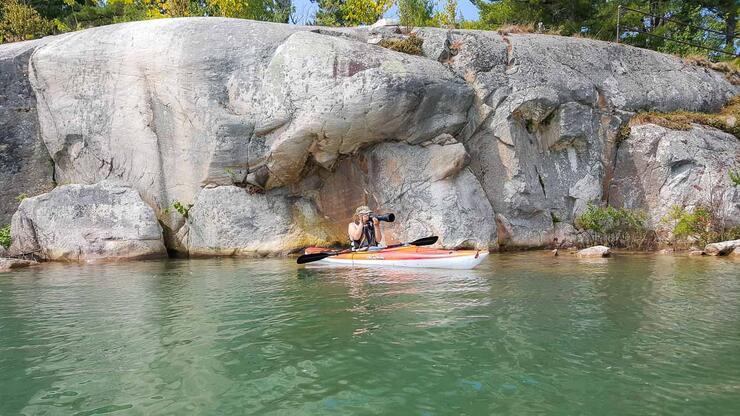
xmin=684 ymin=55 xmax=740 ymax=86
xmin=631 ymin=96 xmax=740 ymax=137
xmin=497 ymin=23 xmax=535 ymax=35
xmin=378 ymin=34 xmax=423 ymax=56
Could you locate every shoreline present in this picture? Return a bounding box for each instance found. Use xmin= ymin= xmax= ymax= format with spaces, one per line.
xmin=3 ymin=244 xmax=738 ymax=274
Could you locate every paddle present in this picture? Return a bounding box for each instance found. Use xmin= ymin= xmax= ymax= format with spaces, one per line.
xmin=296 ymin=236 xmax=439 ymax=265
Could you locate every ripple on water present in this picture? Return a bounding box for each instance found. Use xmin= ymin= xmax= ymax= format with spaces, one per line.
xmin=0 ymin=255 xmax=739 ymax=415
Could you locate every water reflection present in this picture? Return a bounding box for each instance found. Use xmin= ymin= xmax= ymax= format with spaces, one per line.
xmin=0 ymin=254 xmax=738 ymax=415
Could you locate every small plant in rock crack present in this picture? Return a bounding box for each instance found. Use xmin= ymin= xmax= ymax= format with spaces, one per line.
xmin=15 ymin=193 xmax=28 ymax=202
xmin=730 ymin=169 xmax=740 ymax=187
xmin=171 ymin=201 xmax=193 ymax=218
xmin=0 ymin=224 xmax=11 ymax=249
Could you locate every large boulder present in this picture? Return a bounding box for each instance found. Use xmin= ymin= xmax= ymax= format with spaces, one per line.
xmin=577 ymin=245 xmax=611 ymax=258
xmin=704 ymin=239 xmax=740 ymax=256
xmin=609 ymin=124 xmax=740 ymax=228
xmin=185 ymin=186 xmax=328 ymax=256
xmin=9 ymin=181 xmax=166 ymax=261
xmin=0 ymin=38 xmax=56 ymax=225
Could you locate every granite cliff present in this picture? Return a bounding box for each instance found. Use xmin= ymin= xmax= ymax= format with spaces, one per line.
xmin=0 ymin=18 xmax=737 ymax=260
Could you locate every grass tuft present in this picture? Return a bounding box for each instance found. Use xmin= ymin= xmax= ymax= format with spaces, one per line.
xmin=378 ymin=34 xmax=424 ymax=56
xmin=631 ymin=96 xmax=740 ymax=138
xmin=684 ymin=56 xmax=740 ymax=86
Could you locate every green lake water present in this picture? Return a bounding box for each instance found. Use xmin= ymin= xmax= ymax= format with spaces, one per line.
xmin=1 ymin=254 xmax=739 ymax=415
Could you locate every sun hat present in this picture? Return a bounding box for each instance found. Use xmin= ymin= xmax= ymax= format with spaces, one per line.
xmin=355 ymin=205 xmax=372 ymax=215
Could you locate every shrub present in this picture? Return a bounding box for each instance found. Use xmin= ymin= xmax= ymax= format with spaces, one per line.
xmin=662 ymin=205 xmax=740 ymax=249
xmin=574 ymin=203 xmax=652 ymax=249
xmin=0 ymin=0 xmax=54 ymax=43
xmin=0 ymin=225 xmax=10 ymax=249
xmin=378 ymin=34 xmax=424 ymax=55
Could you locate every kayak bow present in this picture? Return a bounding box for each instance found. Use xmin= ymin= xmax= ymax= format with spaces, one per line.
xmin=303 ymin=246 xmax=488 ymax=270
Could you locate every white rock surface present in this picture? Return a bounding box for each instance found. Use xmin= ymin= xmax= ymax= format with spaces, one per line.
xmin=186 ymin=186 xmax=327 ymax=256
xmin=9 ymin=181 xmax=166 ymax=261
xmin=704 ymin=239 xmax=740 ymax=256
xmin=576 ymin=245 xmax=611 ymax=258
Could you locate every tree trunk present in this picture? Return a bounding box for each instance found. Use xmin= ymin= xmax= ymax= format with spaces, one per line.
xmin=725 ymin=9 xmax=738 ymax=55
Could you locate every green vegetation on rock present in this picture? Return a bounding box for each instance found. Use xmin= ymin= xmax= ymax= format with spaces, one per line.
xmin=378 ymin=34 xmax=423 ymax=55
xmin=730 ymin=170 xmax=740 ymax=186
xmin=574 ymin=203 xmax=652 ymax=249
xmin=662 ymin=205 xmax=740 ymax=248
xmin=631 ymin=96 xmax=740 ymax=137
xmin=172 ymin=201 xmax=193 ymax=218
xmin=0 ymin=225 xmax=10 ymax=249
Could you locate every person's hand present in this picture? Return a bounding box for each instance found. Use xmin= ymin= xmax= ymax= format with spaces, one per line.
xmin=372 ymin=217 xmax=380 ymax=226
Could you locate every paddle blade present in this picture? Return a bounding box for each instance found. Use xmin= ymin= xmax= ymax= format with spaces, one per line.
xmin=409 ymin=236 xmax=438 ymax=246
xmin=296 ymin=252 xmax=331 ymax=264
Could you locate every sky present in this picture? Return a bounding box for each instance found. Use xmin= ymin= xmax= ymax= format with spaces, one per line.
xmin=291 ymin=0 xmax=481 ymax=25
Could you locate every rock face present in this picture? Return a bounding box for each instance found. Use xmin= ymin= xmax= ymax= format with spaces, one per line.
xmin=27 ymin=19 xmax=471 ymax=247
xmin=184 ymin=142 xmax=494 ymax=254
xmin=577 ymin=245 xmax=611 ymax=258
xmin=9 ymin=181 xmax=166 ymax=261
xmin=0 ymin=18 xmax=737 ymax=257
xmin=302 ymin=142 xmax=495 ymax=249
xmin=609 ymin=124 xmax=740 ymax=228
xmin=441 ymin=30 xmax=736 ymax=247
xmin=186 ymin=186 xmax=323 ymax=256
xmin=704 ymin=239 xmax=740 ymax=256
xmin=0 ymin=39 xmax=56 ymax=225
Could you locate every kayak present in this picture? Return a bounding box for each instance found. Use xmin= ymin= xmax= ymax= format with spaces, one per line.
xmin=303 ymin=246 xmax=489 ymax=270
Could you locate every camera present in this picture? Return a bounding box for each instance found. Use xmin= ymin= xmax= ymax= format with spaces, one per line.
xmin=370 ymin=213 xmax=395 ymax=223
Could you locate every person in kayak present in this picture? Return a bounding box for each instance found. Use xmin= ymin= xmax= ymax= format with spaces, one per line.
xmin=348 ymin=205 xmax=383 ymax=251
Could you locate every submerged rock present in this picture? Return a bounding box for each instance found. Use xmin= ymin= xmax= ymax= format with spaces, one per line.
xmin=0 ymin=258 xmax=36 ymax=272
xmin=576 ymin=246 xmax=611 ymax=258
xmin=704 ymin=239 xmax=740 ymax=256
xmin=9 ymin=181 xmax=166 ymax=261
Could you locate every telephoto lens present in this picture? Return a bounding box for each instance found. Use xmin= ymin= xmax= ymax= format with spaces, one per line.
xmin=371 ymin=213 xmax=395 ymax=223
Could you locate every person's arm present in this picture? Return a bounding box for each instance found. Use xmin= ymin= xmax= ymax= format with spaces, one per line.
xmin=348 ymin=222 xmax=363 ymax=241
xmin=372 ymin=217 xmax=382 ymax=244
